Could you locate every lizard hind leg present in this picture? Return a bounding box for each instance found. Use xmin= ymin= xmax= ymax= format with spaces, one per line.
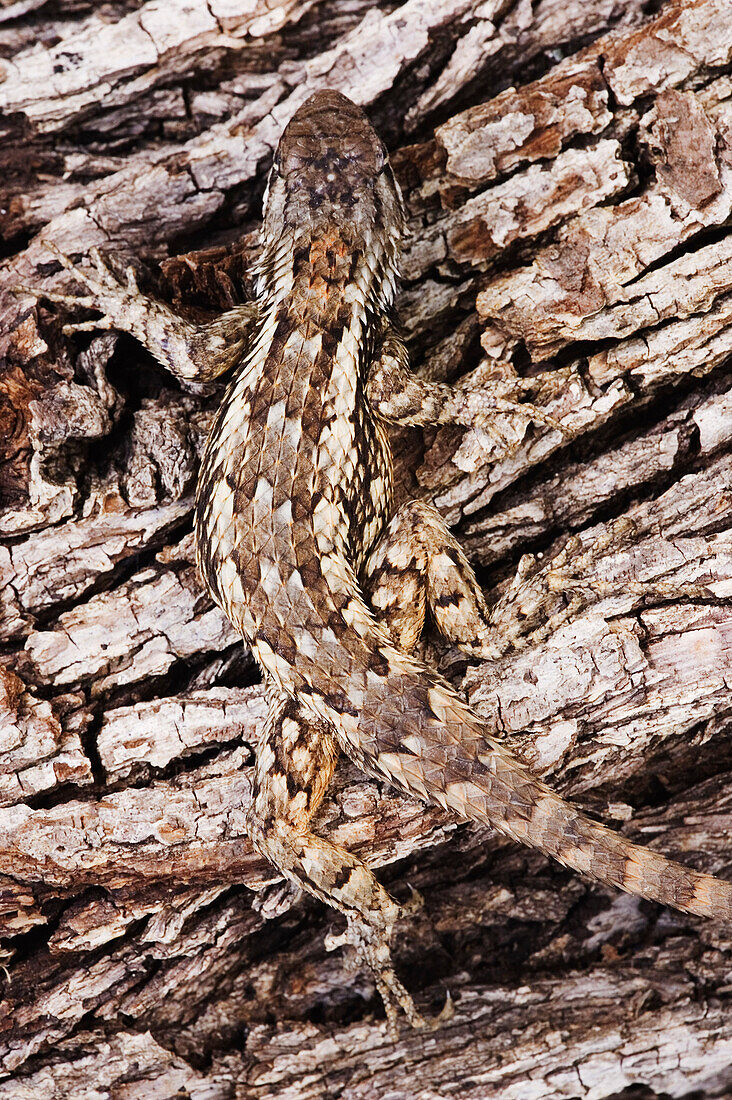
xmin=248 ymin=688 xmax=437 ymax=1032
xmin=363 ymin=497 xmax=501 ymax=659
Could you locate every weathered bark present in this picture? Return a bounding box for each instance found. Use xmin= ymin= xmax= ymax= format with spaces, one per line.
xmin=1 ymin=0 xmax=732 ymax=1095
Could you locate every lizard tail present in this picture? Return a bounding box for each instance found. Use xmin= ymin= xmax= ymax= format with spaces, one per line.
xmin=341 ymin=650 xmax=732 ymax=920
xmin=457 ymin=751 xmax=732 ymax=920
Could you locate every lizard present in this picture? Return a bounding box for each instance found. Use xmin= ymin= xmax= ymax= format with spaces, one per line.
xmin=16 ymin=89 xmax=732 ymax=1032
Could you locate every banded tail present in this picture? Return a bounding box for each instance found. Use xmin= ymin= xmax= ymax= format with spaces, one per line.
xmin=331 ymin=644 xmax=732 ymax=920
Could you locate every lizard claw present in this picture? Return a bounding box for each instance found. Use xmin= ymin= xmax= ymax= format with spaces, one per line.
xmin=432 ymin=989 xmax=455 ymax=1028
xmin=40 ymin=239 xmax=74 ymax=267
xmin=401 ymin=884 xmax=424 ymax=916
xmin=16 ymin=240 xmax=139 ymax=342
xmin=323 ymin=926 xmax=349 ymax=953
xmin=42 ymin=239 xmax=123 ymax=296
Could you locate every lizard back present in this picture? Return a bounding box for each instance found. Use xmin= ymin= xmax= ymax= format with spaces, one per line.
xmin=196 ymin=222 xmax=393 ymax=703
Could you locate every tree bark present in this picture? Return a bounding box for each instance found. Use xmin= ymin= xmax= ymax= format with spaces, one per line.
xmin=2 ymin=0 xmax=732 ymax=1096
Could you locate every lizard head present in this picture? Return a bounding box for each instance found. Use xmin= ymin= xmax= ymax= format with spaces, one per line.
xmin=262 ymin=90 xmax=405 ymax=284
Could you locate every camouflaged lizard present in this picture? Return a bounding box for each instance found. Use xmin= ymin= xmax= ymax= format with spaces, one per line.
xmin=19 ymin=90 xmax=732 ymax=1031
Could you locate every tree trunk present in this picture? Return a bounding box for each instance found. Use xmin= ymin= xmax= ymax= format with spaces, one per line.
xmin=2 ymin=0 xmax=732 ymax=1095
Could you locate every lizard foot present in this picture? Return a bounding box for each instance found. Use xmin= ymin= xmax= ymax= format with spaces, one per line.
xmin=450 ymin=381 xmax=574 ymax=468
xmin=401 ymin=884 xmax=425 ymax=916
xmin=14 ymin=241 xmax=141 ymax=335
xmin=490 ymin=518 xmax=715 ymax=656
xmin=324 ymin=916 xmax=452 ymax=1034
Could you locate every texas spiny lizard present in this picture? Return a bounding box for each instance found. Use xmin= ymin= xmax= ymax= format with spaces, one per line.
xmin=20 ymin=90 xmax=732 ymax=1031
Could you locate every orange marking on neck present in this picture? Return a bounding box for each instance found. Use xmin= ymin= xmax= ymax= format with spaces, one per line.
xmin=309 ymin=234 xmax=348 ymax=264
xmin=306 ymin=233 xmax=349 ymax=299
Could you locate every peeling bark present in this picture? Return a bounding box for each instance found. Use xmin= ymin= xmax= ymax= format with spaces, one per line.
xmin=2 ymin=0 xmax=732 ymax=1096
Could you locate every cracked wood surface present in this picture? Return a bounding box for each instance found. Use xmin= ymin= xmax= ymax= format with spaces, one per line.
xmin=2 ymin=0 xmax=732 ymax=1096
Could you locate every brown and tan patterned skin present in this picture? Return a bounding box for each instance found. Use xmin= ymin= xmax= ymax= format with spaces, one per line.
xmin=21 ymin=90 xmax=732 ymax=1031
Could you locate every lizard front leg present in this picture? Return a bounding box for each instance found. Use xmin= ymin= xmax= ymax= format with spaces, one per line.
xmin=248 ymin=688 xmax=436 ymax=1033
xmin=14 ymin=242 xmax=257 ymax=386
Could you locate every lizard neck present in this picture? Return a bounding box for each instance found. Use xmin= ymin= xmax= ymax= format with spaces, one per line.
xmin=256 ymin=221 xmax=400 ymax=320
